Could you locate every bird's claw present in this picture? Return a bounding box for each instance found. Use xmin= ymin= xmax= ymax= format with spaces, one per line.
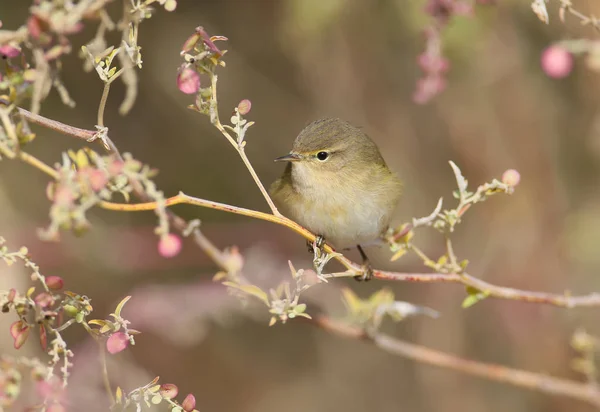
xmin=307 ymin=235 xmax=325 ymax=254
xmin=354 ymin=262 xmax=373 ymax=282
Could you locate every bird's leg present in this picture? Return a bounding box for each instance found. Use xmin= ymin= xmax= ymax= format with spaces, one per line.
xmin=307 ymin=235 xmax=325 ymax=254
xmin=355 ymin=244 xmax=373 ymax=282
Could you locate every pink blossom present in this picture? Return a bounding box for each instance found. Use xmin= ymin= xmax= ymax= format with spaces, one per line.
xmin=541 ymin=46 xmax=573 ymax=79
xmin=0 ymin=45 xmax=21 ymax=58
xmin=181 ymin=394 xmax=196 ymax=412
xmin=237 ymin=99 xmax=252 ymax=115
xmin=502 ymin=169 xmax=521 ymax=187
xmin=177 ymin=67 xmax=200 ymax=95
xmin=159 ymin=383 xmax=179 ymax=399
xmin=106 ymin=331 xmax=129 ymax=354
xmin=45 ymin=276 xmax=64 ymax=290
xmin=158 ymin=233 xmax=182 ymax=258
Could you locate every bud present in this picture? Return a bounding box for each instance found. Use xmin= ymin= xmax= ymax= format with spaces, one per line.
xmin=45 ymin=276 xmax=64 ymax=290
xmin=501 ymin=169 xmax=521 ymax=187
xmin=177 ymin=67 xmax=200 ymax=95
xmin=0 ymin=45 xmax=21 ymax=58
xmin=237 ymin=99 xmax=252 ymax=115
xmin=159 ymin=384 xmax=179 ymax=399
xmin=106 ymin=332 xmax=129 ymax=354
xmin=541 ymin=46 xmax=573 ymax=79
xmin=158 ymin=233 xmax=182 ymax=258
xmin=181 ymin=394 xmax=196 ymax=412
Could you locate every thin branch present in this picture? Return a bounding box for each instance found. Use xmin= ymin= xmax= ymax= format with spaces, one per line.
xmin=89 ymin=193 xmax=600 ymax=308
xmin=208 ymin=73 xmax=282 ymax=216
xmin=0 ymin=108 xmax=19 ymax=158
xmin=13 ymin=107 xmax=600 ymax=308
xmin=311 ymin=315 xmax=600 ymax=408
xmin=98 ymin=82 xmax=111 ymax=128
xmin=17 ymin=107 xmax=96 ymax=141
xmin=98 ymin=341 xmax=115 ymax=405
xmin=558 ymin=0 xmax=600 ymax=31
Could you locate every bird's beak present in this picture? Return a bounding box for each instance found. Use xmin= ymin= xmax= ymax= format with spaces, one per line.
xmin=274 ymin=153 xmax=302 ymax=162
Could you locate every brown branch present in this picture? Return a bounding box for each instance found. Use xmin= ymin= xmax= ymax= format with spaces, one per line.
xmin=97 ymin=192 xmax=600 ymax=308
xmin=558 ymin=0 xmax=600 ymax=31
xmin=311 ymin=315 xmax=600 ymax=408
xmin=14 ymin=107 xmax=600 ymax=308
xmin=17 ymin=107 xmax=96 ymax=141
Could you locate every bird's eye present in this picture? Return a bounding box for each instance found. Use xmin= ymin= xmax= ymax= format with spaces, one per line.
xmin=316 ymin=151 xmax=329 ymax=161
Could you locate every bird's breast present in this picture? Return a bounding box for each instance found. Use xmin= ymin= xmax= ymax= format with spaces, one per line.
xmin=283 ymin=168 xmax=392 ymax=248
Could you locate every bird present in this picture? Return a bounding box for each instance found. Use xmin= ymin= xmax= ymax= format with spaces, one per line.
xmin=269 ymin=117 xmax=402 ymax=281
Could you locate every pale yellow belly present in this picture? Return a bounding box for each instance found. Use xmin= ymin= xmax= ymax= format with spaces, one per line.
xmin=284 ymin=191 xmax=388 ymax=249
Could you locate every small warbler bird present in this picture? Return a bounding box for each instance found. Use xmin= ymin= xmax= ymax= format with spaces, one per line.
xmin=270 ymin=117 xmax=402 ymax=281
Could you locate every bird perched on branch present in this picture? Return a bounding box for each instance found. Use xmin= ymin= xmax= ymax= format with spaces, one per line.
xmin=270 ymin=117 xmax=402 ymax=281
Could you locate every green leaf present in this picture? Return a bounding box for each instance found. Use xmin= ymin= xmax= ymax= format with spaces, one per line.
xmin=390 ymin=247 xmax=407 ymax=262
xmin=461 ymin=287 xmax=490 ymax=308
xmin=114 ymin=296 xmax=131 ymax=318
xmin=293 ymin=303 xmax=307 ymax=314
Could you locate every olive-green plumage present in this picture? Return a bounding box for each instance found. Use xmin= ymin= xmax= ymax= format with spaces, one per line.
xmin=270 ymin=118 xmax=402 ymax=250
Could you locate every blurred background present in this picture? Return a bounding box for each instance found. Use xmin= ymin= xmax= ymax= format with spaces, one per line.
xmin=1 ymin=0 xmax=600 ymax=411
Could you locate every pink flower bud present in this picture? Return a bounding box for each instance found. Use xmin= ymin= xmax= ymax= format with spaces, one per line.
xmin=46 ymin=276 xmax=65 ymax=290
xmin=159 ymin=384 xmax=179 ymax=399
xmin=27 ymin=16 xmax=43 ymax=39
xmin=87 ymin=169 xmax=108 ymax=191
xmin=541 ymin=46 xmax=573 ymax=79
xmin=502 ymin=169 xmax=521 ymax=187
xmin=237 ymin=99 xmax=252 ymax=115
xmin=0 ymin=45 xmax=21 ymax=58
xmin=34 ymin=292 xmax=54 ymax=308
xmin=177 ymin=67 xmax=200 ymax=95
xmin=181 ymin=33 xmax=201 ymax=53
xmin=53 ymin=186 xmax=75 ymax=207
xmin=158 ymin=233 xmax=182 ymax=258
xmin=10 ymin=321 xmax=30 ymax=349
xmin=45 ymin=276 xmax=64 ymax=290
xmin=181 ymin=394 xmax=196 ymax=412
xmin=107 ymin=159 xmax=124 ymax=176
xmin=106 ymin=332 xmax=129 ymax=354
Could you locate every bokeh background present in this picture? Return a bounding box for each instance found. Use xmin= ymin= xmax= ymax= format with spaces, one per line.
xmin=1 ymin=0 xmax=600 ymax=411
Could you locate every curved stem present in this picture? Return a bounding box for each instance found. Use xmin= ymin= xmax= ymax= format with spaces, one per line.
xmin=311 ymin=315 xmax=600 ymax=408
xmin=97 ymin=193 xmax=600 ymax=307
xmin=98 ymin=341 xmax=115 ymax=405
xmin=98 ymin=82 xmax=110 ymax=128
xmin=208 ymin=73 xmax=281 ymax=216
xmin=13 ymin=107 xmax=600 ymax=308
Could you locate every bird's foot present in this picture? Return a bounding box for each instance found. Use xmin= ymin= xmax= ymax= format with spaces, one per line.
xmin=354 ymin=261 xmax=374 ymax=282
xmin=307 ymin=235 xmax=325 ymax=254
xmin=354 ymin=244 xmax=373 ymax=282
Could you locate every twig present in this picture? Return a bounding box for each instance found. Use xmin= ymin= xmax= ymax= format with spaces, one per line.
xmin=17 ymin=107 xmax=96 ymax=141
xmin=98 ymin=82 xmax=111 ymax=128
xmin=311 ymin=315 xmax=600 ymax=408
xmin=208 ymin=73 xmax=281 ymax=216
xmin=558 ymin=0 xmax=600 ymax=31
xmin=98 ymin=340 xmax=115 ymax=405
xmin=26 ymin=177 xmax=600 ymax=308
xmin=9 ymin=107 xmax=600 ymax=308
